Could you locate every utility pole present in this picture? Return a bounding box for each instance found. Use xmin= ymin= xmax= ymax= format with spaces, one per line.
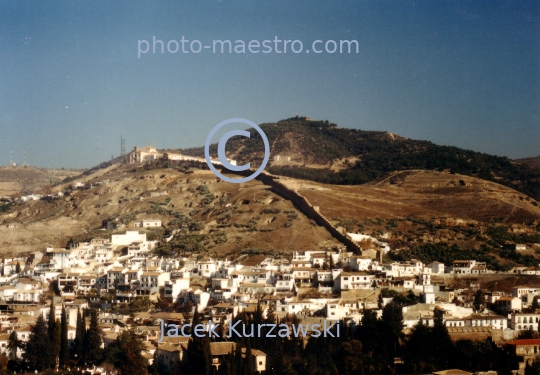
xmin=120 ymin=136 xmax=126 ymax=164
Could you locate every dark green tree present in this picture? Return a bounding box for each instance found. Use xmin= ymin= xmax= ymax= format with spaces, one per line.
xmin=47 ymin=301 xmax=56 ymax=340
xmin=404 ymin=320 xmax=435 ymax=374
xmin=183 ymin=306 xmax=211 ymax=375
xmin=148 ymin=350 xmax=166 ymax=375
xmin=84 ymin=309 xmax=103 ymax=366
xmin=381 ymin=302 xmax=404 ymax=359
xmin=532 ymin=297 xmax=539 ymax=312
xmin=432 ymin=309 xmax=454 ymax=369
xmin=525 ymin=358 xmax=540 ymax=375
xmin=243 ymin=339 xmax=254 ymax=375
xmin=7 ymin=331 xmax=22 ymax=362
xmin=473 ymin=290 xmax=485 ymax=313
xmin=217 ymin=351 xmax=232 ymax=375
xmin=74 ymin=308 xmax=85 ymax=363
xmin=15 ymin=262 xmax=20 ymax=274
xmin=104 ymin=330 xmax=148 ymax=375
xmin=51 ymin=318 xmax=61 ymax=368
xmin=23 ymin=314 xmax=53 ymax=370
xmin=234 ymin=340 xmax=243 ymax=374
xmin=59 ymin=305 xmax=69 ymax=368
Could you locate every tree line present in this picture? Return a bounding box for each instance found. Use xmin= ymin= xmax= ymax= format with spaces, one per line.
xmin=7 ymin=304 xmax=150 ymax=375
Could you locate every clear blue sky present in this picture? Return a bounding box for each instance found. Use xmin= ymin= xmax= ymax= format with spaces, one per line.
xmin=1 ymin=1 xmax=538 ymax=168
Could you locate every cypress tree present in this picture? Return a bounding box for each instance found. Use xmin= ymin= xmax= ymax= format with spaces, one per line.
xmin=432 ymin=309 xmax=454 ymax=369
xmin=51 ymin=318 xmax=61 ymax=368
xmin=15 ymin=261 xmax=20 ymax=274
xmin=59 ymin=305 xmax=69 ymax=368
xmin=234 ymin=340 xmax=243 ymax=373
xmin=228 ymin=350 xmax=236 ymax=375
xmin=217 ymin=353 xmax=231 ymax=375
xmin=404 ymin=320 xmax=435 ymax=373
xmin=252 ymin=303 xmax=264 ymax=349
xmin=47 ymin=301 xmax=56 ymax=340
xmin=243 ymin=339 xmax=254 ymax=375
xmin=24 ymin=314 xmax=53 ymax=370
xmin=7 ymin=331 xmax=21 ymax=361
xmin=75 ymin=308 xmax=85 ymax=363
xmin=84 ymin=309 xmax=103 ymax=366
xmin=184 ymin=306 xmax=211 ymax=375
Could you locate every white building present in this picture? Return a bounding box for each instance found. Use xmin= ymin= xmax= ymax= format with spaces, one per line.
xmin=510 ymin=313 xmax=540 ymax=331
xmin=349 ymin=256 xmax=372 ymax=271
xmin=163 ymin=278 xmax=190 ymax=301
xmin=128 ymin=146 xmax=162 ymax=164
xmin=133 ymin=219 xmax=162 ymax=228
xmin=111 ymin=231 xmax=147 ymax=247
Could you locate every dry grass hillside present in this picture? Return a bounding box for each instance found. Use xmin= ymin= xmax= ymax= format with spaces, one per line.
xmin=295 ymin=169 xmax=540 ymax=224
xmin=0 ymin=165 xmax=81 ymax=196
xmin=0 ymin=164 xmax=339 ymax=255
xmin=0 ymin=161 xmax=539 ymax=260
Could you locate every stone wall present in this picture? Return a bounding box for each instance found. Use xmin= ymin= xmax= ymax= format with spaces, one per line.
xmin=223 ymin=168 xmax=364 ymax=254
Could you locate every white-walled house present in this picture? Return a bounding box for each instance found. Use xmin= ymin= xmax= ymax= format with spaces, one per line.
xmin=163 ymin=278 xmax=190 ymax=301
xmin=494 ymin=296 xmax=521 ymax=313
xmin=349 ymin=256 xmax=372 ymax=271
xmin=276 ymin=273 xmax=295 ymax=292
xmin=197 ymin=259 xmax=220 ymax=277
xmin=111 ymin=231 xmax=147 ymax=247
xmin=386 ymin=260 xmax=424 ymax=277
xmin=510 ymin=313 xmax=540 ymax=331
xmin=335 ymin=272 xmax=374 ymax=291
xmin=137 ymin=272 xmax=170 ymax=295
xmin=464 ymin=314 xmax=507 ymax=329
xmin=14 ymin=280 xmax=43 ymax=302
xmin=133 ymin=219 xmax=162 ymax=228
xmin=0 ymin=286 xmax=17 ymax=301
xmin=429 ymin=261 xmax=446 ymax=274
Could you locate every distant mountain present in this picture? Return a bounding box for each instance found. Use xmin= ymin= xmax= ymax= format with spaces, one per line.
xmin=181 ymin=117 xmax=540 ymax=201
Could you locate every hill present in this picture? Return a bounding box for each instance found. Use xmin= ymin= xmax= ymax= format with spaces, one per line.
xmin=180 ymin=117 xmax=540 ymax=201
xmin=0 ymin=164 xmax=340 ymax=254
xmin=0 ymin=165 xmax=82 ymax=196
xmin=515 ymin=156 xmax=540 ymax=171
xmin=0 ymin=162 xmax=538 ymax=271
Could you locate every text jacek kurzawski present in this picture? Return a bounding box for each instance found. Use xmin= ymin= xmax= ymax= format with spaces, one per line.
xmin=157 ymin=319 xmax=339 ymax=342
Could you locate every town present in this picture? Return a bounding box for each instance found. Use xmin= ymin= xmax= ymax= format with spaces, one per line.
xmin=0 ymin=218 xmax=537 ymax=374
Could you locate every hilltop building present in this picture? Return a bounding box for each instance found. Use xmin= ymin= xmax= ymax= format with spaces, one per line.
xmin=128 ymin=146 xmax=162 ymax=164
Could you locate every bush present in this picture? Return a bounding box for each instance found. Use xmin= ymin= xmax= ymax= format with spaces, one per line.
xmin=196 ymin=185 xmax=210 ymax=195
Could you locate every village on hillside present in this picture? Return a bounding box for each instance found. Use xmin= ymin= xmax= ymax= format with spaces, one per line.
xmin=0 ymin=218 xmax=536 ymax=374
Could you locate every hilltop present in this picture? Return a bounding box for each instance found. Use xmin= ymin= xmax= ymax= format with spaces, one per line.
xmin=181 ymin=117 xmax=540 ymax=201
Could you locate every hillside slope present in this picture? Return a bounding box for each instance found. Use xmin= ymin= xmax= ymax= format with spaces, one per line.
xmin=181 ymin=117 xmax=540 ymax=201
xmin=0 ymin=165 xmax=339 ymax=254
xmin=0 ymin=166 xmax=81 ymax=196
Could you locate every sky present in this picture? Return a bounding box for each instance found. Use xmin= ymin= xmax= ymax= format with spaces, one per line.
xmin=0 ymin=0 xmax=538 ymax=169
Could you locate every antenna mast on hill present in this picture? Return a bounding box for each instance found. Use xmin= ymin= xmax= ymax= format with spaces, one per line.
xmin=23 ymin=150 xmax=27 ymax=167
xmin=120 ymin=136 xmax=126 ymax=164
xmin=10 ymin=151 xmax=12 ymax=166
